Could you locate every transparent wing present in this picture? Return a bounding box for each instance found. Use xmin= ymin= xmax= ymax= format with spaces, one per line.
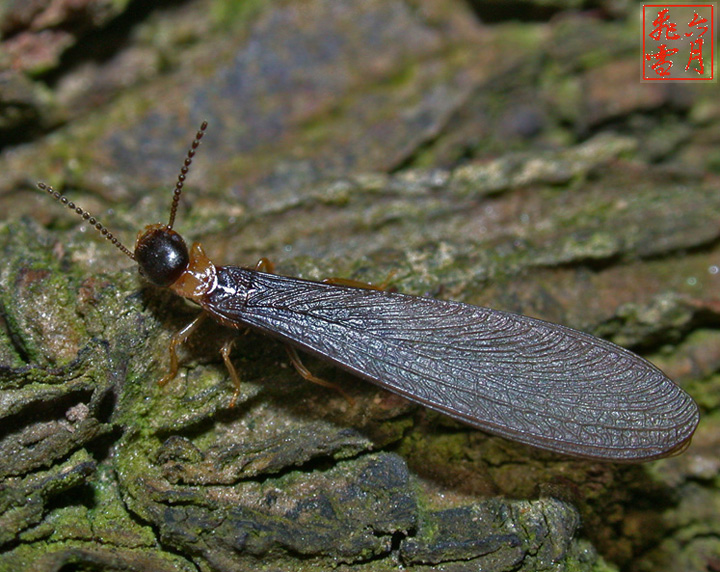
xmin=206 ymin=268 xmax=699 ymax=461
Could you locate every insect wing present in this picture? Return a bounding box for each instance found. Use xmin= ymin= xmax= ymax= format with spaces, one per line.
xmin=207 ymin=268 xmax=698 ymax=461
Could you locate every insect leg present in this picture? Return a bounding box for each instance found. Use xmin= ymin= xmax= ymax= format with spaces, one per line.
xmin=256 ymin=259 xmax=390 ymax=399
xmin=254 ymin=258 xmax=275 ymax=273
xmin=257 ymin=256 xmax=394 ymax=290
xmin=254 ymin=257 xmax=383 ymax=402
xmin=285 ymin=345 xmax=355 ymax=405
xmin=220 ymin=338 xmax=245 ymax=407
xmin=322 ymin=270 xmax=396 ymax=291
xmin=253 ymin=257 xmax=354 ymax=403
xmin=159 ymin=313 xmax=208 ymax=387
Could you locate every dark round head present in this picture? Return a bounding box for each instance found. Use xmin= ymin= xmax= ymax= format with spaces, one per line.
xmin=134 ymin=226 xmax=189 ymax=287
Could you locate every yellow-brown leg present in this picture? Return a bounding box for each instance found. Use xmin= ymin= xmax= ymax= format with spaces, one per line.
xmin=159 ymin=313 xmax=208 ymax=387
xmin=254 ymin=256 xmax=377 ymax=406
xmin=285 ymin=345 xmax=355 ymax=405
xmin=322 ymin=270 xmax=396 ymax=291
xmin=220 ymin=338 xmax=244 ymax=407
xmin=257 ymin=254 xmax=393 ymax=291
xmin=255 ymin=257 xmax=275 ymax=273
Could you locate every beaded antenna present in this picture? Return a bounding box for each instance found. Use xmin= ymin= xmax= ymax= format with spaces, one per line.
xmin=36 ymin=121 xmax=208 ymax=260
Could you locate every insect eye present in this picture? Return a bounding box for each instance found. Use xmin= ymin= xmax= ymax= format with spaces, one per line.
xmin=134 ymin=228 xmax=189 ymax=287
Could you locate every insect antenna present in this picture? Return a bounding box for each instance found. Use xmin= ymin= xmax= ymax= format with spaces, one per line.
xmin=36 ymin=182 xmax=136 ymax=260
xmin=167 ymin=121 xmax=208 ymax=230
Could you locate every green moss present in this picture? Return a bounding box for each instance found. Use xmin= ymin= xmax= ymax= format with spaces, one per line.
xmin=210 ymin=0 xmax=269 ymax=30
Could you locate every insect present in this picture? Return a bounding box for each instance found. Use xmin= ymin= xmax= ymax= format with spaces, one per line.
xmin=36 ymin=121 xmax=699 ymax=462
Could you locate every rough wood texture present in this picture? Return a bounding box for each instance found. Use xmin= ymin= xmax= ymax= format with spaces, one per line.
xmin=1 ymin=1 xmax=718 ymax=571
